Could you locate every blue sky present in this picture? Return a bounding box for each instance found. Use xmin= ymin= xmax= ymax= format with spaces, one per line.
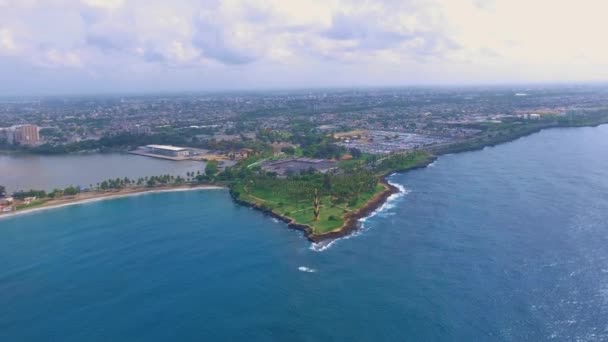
xmin=1 ymin=0 xmax=607 ymax=95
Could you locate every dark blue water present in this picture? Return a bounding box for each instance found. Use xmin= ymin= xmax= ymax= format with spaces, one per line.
xmin=2 ymin=125 xmax=608 ymax=341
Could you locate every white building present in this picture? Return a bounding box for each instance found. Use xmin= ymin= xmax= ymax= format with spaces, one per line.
xmin=144 ymin=145 xmax=190 ymax=157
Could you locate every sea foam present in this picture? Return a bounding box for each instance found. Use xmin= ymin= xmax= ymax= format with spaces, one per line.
xmin=310 ymin=176 xmax=410 ymax=252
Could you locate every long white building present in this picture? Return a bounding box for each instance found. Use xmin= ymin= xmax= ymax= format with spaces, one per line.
xmin=144 ymin=145 xmax=190 ymax=157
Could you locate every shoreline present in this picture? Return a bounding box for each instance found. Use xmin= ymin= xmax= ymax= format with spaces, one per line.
xmin=230 ymin=121 xmax=608 ymax=242
xmin=229 ymin=156 xmax=436 ymax=242
xmin=305 ymin=156 xmax=437 ymax=242
xmin=5 ymin=122 xmax=608 ymax=241
xmin=0 ymin=184 xmax=225 ymax=220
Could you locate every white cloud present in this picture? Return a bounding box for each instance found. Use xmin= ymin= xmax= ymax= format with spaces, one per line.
xmin=41 ymin=48 xmax=83 ymax=68
xmin=82 ymin=0 xmax=125 ymax=10
xmin=0 ymin=0 xmax=607 ymax=94
xmin=0 ymin=28 xmax=18 ymax=53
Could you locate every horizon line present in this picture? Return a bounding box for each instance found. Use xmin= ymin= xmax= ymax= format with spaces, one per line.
xmin=2 ymin=81 xmax=608 ymax=98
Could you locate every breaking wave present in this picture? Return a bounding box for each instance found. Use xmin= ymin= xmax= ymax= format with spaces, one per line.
xmin=309 ymin=231 xmax=362 ymax=252
xmin=298 ymin=266 xmax=316 ymax=273
xmin=310 ymin=177 xmax=410 ymax=252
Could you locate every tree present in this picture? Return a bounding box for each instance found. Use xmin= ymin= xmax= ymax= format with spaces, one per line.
xmin=0 ymin=185 xmax=5 ymax=197
xmin=349 ymin=148 xmax=362 ymax=159
xmin=64 ymin=186 xmax=80 ymax=196
xmin=281 ymin=146 xmax=296 ymax=155
xmin=205 ymin=160 xmax=219 ymax=177
xmin=313 ymin=189 xmax=321 ymax=221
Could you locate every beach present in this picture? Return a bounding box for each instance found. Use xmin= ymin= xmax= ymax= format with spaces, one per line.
xmin=0 ymin=184 xmax=225 ymax=220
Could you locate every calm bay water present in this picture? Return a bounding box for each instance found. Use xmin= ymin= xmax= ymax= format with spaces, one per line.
xmin=1 ymin=125 xmax=608 ymax=341
xmin=0 ymin=153 xmax=205 ymax=192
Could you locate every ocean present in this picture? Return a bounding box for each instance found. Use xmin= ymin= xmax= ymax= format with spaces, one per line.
xmin=1 ymin=125 xmax=608 ymax=341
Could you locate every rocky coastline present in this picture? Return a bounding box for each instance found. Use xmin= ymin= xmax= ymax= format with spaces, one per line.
xmin=229 ymin=155 xmax=437 ymax=242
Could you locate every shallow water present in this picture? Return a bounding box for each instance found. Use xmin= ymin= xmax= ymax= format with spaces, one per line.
xmin=1 ymin=125 xmax=608 ymax=341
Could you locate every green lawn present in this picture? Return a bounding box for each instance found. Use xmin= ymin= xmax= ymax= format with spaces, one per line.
xmin=15 ymin=199 xmax=46 ymax=210
xmin=229 ymin=150 xmax=432 ymax=236
xmin=233 ymin=181 xmax=385 ymax=234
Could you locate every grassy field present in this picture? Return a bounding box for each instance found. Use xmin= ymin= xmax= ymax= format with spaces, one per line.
xmin=15 ymin=199 xmax=47 ymax=210
xmin=375 ymin=150 xmax=434 ymax=174
xmin=233 ymin=181 xmax=385 ymax=234
xmin=230 ymin=150 xmax=433 ymax=236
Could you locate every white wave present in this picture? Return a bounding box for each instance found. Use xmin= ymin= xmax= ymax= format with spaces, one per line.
xmin=361 ymin=179 xmax=409 ymax=225
xmin=298 ymin=266 xmax=316 ymax=273
xmin=271 ymin=218 xmax=280 ymax=223
xmin=310 ymin=241 xmax=334 ymax=252
xmin=310 ymin=178 xmax=410 ymax=252
xmin=309 ymin=230 xmax=362 ymax=252
xmin=427 ymin=161 xmax=436 ymax=167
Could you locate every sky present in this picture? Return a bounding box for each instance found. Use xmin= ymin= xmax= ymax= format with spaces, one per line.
xmin=0 ymin=0 xmax=607 ymax=95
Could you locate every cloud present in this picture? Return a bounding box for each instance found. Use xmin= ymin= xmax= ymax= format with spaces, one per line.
xmin=0 ymin=0 xmax=608 ymax=94
xmin=85 ymin=23 xmax=137 ymax=52
xmin=0 ymin=28 xmax=18 ymax=53
xmin=192 ymin=16 xmax=259 ymax=65
xmin=38 ymin=48 xmax=83 ymax=68
xmin=82 ymin=0 xmax=125 ymax=11
xmin=323 ymin=12 xmax=414 ymax=48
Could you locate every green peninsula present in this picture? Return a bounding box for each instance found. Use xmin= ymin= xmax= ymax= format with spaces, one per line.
xmin=228 ymin=151 xmax=434 ymax=240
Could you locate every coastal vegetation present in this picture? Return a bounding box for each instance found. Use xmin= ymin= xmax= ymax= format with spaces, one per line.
xmin=3 ymin=108 xmax=608 ymax=240
xmin=432 ymin=109 xmax=608 ymax=155
xmin=2 ymin=173 xmax=208 ymax=215
xmin=228 ymin=150 xmax=433 ymax=237
xmin=231 ymin=170 xmax=383 ymax=234
xmin=2 ymin=145 xmax=434 ymax=241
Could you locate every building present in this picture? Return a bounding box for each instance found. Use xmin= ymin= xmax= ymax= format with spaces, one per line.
xmin=144 ymin=144 xmax=190 ymax=157
xmin=519 ymin=113 xmax=541 ymax=120
xmin=14 ymin=124 xmax=40 ymax=144
xmin=132 ymin=125 xmax=152 ymax=134
xmin=0 ymin=128 xmax=9 ymax=143
xmin=261 ymin=158 xmax=337 ymax=177
xmin=0 ymin=197 xmax=14 ymax=213
xmin=1 ymin=124 xmax=40 ymax=145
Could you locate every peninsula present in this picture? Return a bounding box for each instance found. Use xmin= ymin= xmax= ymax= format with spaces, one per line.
xmin=3 ymin=88 xmax=608 ymax=242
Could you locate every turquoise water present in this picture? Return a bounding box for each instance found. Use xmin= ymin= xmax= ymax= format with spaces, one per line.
xmin=1 ymin=125 xmax=608 ymax=341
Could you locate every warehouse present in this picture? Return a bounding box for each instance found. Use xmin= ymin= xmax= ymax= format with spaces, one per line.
xmin=261 ymin=158 xmax=337 ymax=177
xmin=144 ymin=145 xmax=190 ymax=157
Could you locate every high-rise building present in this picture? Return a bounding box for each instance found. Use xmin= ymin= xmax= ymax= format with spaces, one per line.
xmin=1 ymin=124 xmax=40 ymax=145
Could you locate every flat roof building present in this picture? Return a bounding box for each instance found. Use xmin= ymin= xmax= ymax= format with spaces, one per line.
xmin=261 ymin=158 xmax=337 ymax=177
xmin=144 ymin=145 xmax=190 ymax=157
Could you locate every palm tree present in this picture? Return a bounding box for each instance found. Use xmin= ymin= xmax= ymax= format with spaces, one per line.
xmin=313 ymin=189 xmax=321 ymax=221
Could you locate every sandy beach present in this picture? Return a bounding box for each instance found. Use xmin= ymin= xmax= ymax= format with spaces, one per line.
xmin=0 ymin=184 xmax=226 ymax=220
